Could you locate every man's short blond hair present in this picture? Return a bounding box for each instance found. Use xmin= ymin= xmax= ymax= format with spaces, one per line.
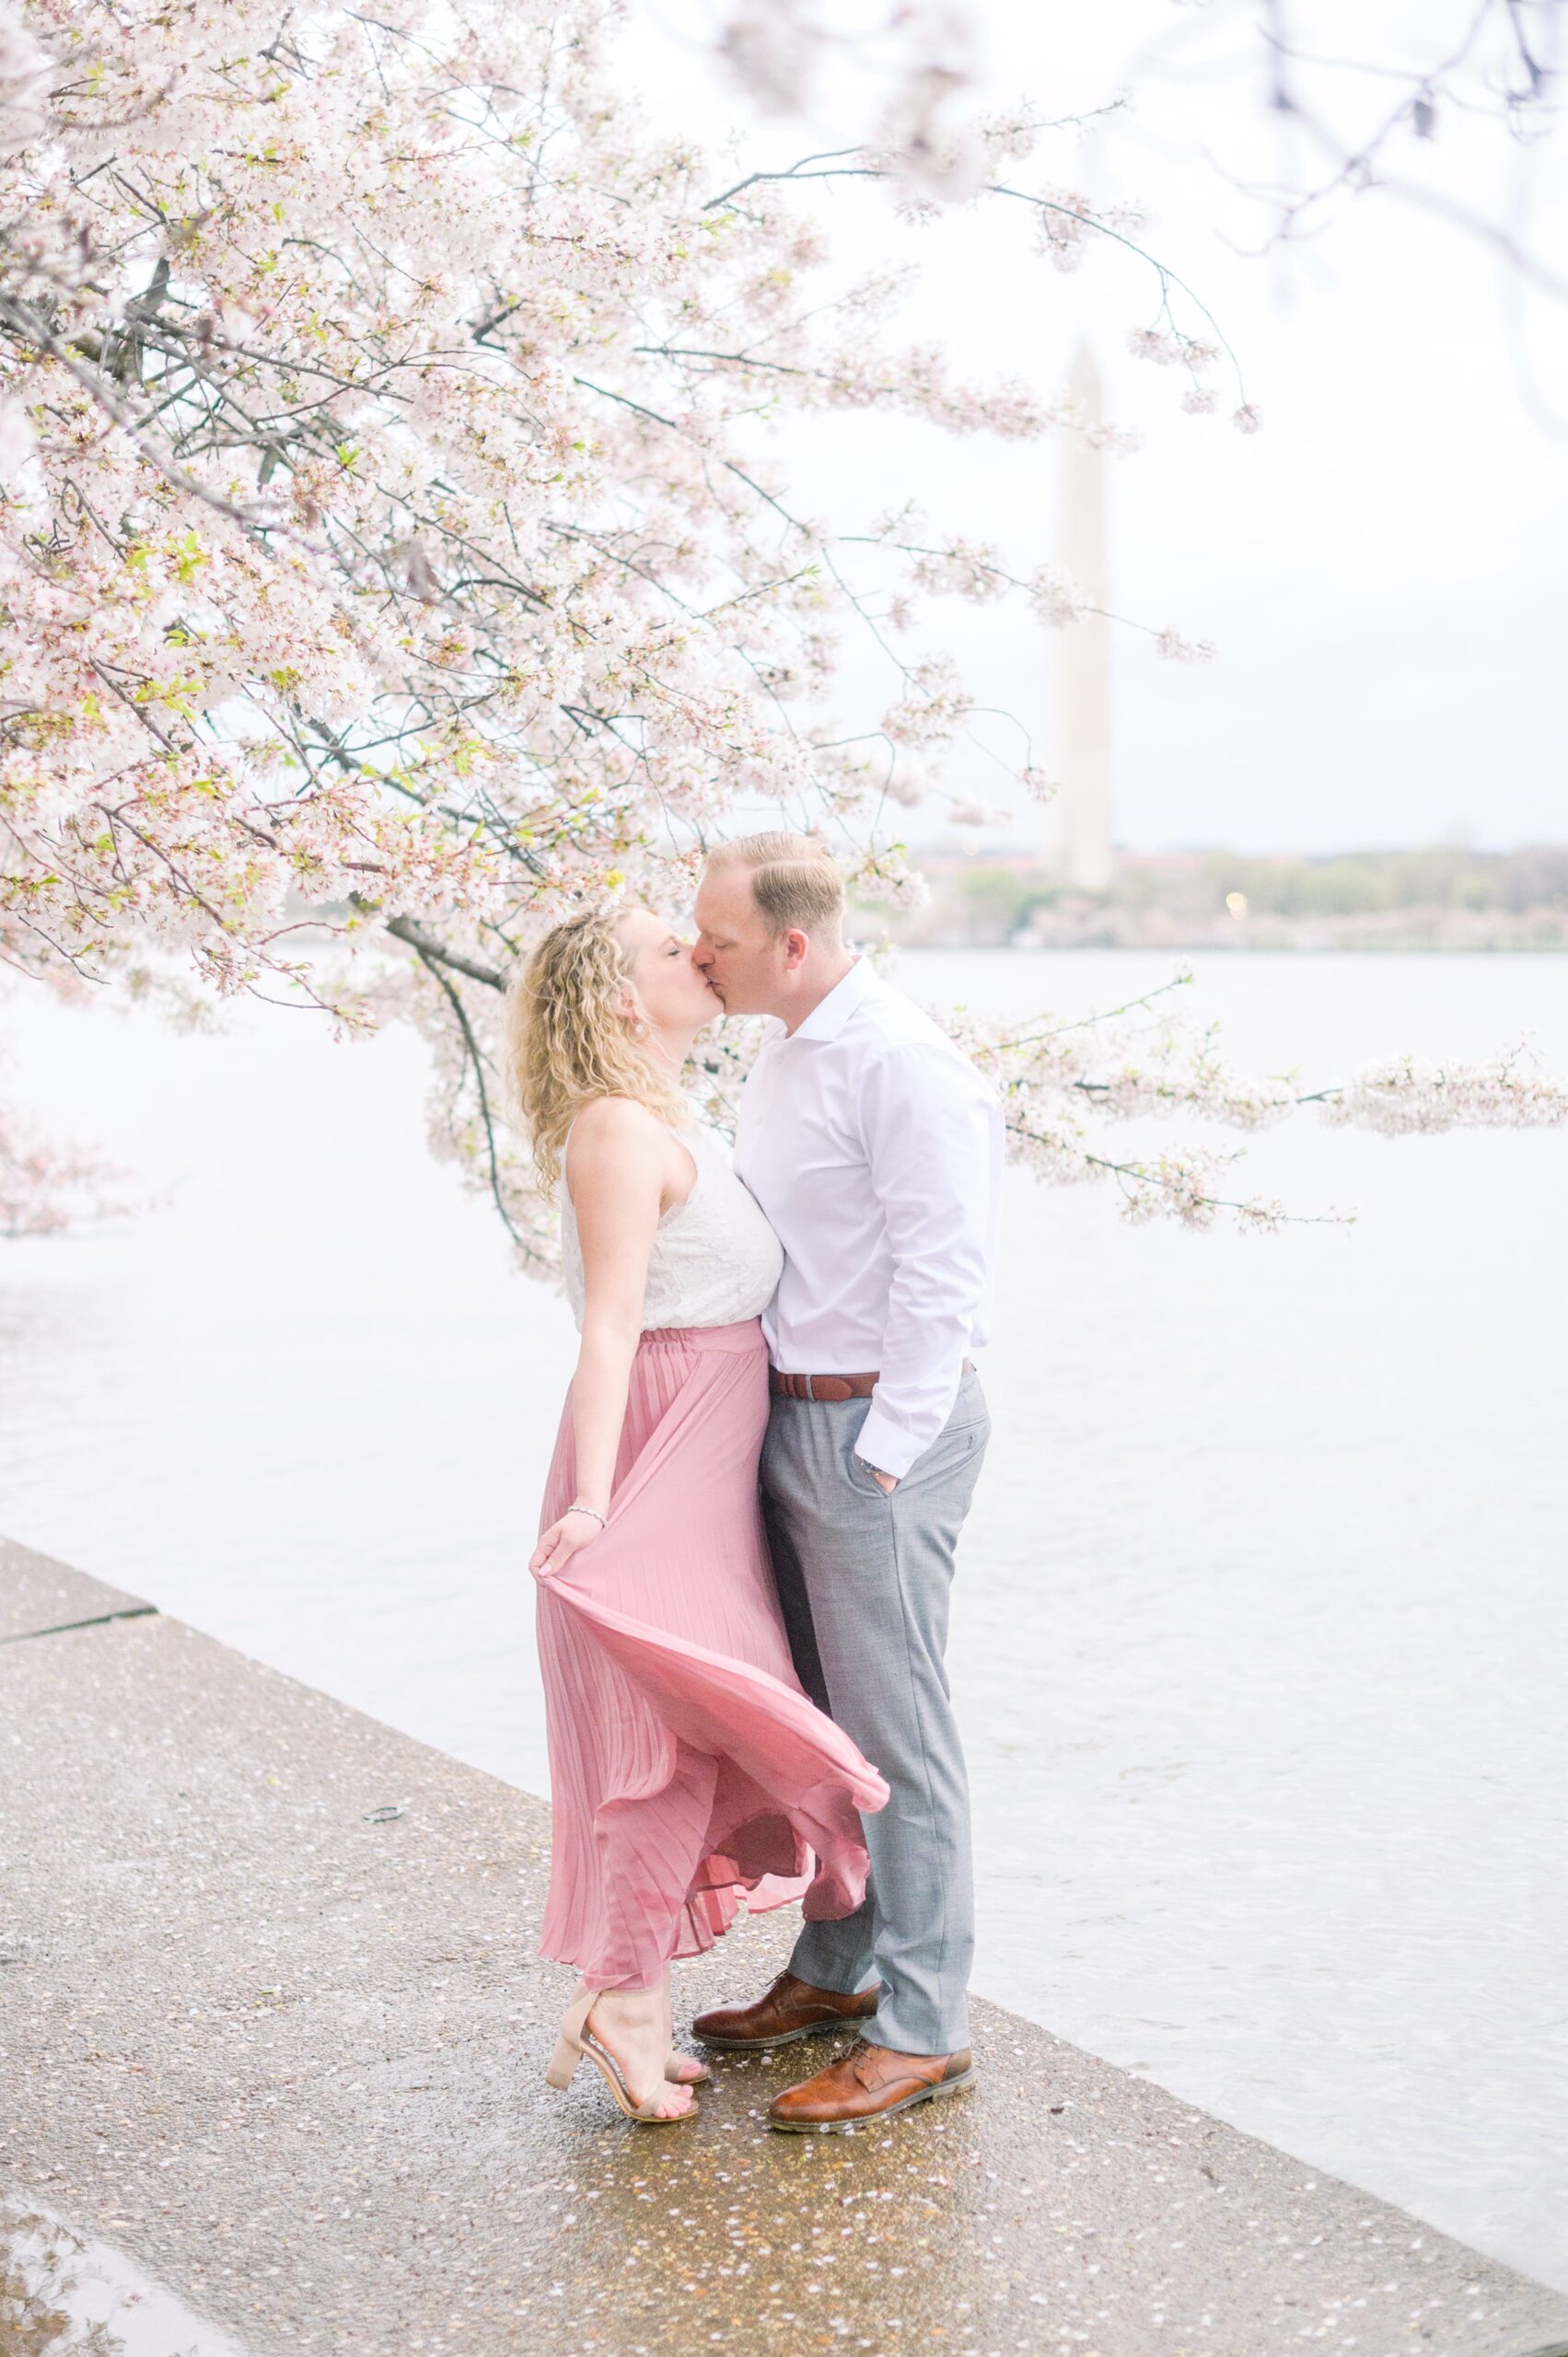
xmin=706 ymin=830 xmax=844 ymax=939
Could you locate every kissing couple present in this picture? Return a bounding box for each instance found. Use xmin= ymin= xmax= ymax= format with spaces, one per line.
xmin=506 ymin=831 xmax=1001 ymax=2131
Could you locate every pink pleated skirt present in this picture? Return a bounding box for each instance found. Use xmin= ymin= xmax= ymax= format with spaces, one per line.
xmin=532 ymin=1318 xmax=889 ymax=1991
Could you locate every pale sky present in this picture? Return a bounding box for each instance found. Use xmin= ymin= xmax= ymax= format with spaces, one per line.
xmin=621 ymin=2 xmax=1568 ymax=855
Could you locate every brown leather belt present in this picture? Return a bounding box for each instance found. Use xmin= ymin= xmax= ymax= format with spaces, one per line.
xmin=770 ymin=1369 xmax=878 ymax=1402
xmin=771 ymin=1361 xmax=970 ymax=1403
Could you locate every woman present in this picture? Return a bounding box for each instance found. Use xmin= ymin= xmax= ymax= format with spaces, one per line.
xmin=506 ymin=905 xmax=887 ymax=2125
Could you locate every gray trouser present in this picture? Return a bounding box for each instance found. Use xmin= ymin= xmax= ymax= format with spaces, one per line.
xmin=760 ymin=1369 xmax=990 ymax=2057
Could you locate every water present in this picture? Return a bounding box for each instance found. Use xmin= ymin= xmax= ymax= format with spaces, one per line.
xmin=3 ymin=950 xmax=1566 ymax=2289
xmin=0 ymin=2196 xmax=247 ymax=2356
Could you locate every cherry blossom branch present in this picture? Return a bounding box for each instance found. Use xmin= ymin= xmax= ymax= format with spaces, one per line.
xmin=0 ymin=296 xmax=318 ymax=544
xmin=985 ymin=970 xmax=1196 ymax=1049
xmin=401 ymin=934 xmax=525 ymax=1249
xmin=1196 ymin=1 xmax=1568 ymax=303
xmin=702 ymin=156 xmax=1249 ymax=399
xmin=382 ymin=911 xmax=505 ymax=992
xmin=1076 ymin=1147 xmax=1342 ymax=1232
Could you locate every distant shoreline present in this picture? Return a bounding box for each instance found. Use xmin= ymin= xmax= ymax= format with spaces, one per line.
xmin=862 ymin=845 xmax=1568 ymax=954
xmin=883 ymin=935 xmax=1568 ymax=954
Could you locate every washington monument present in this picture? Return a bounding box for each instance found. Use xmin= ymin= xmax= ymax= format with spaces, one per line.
xmin=1042 ymin=343 xmax=1114 ymax=891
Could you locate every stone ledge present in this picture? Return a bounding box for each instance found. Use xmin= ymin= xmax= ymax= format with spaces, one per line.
xmin=0 ymin=1533 xmax=153 ymax=1643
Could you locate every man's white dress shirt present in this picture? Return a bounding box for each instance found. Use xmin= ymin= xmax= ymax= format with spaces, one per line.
xmin=733 ymin=957 xmax=1003 ymax=1480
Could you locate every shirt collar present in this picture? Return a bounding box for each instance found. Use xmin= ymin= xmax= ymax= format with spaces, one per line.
xmin=786 ymin=954 xmax=880 ymax=1044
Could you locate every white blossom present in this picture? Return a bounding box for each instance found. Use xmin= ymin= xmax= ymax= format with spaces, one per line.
xmin=847 ymin=847 xmax=931 ymax=910
xmin=947 ymin=796 xmax=1012 ymax=830
xmin=1154 ymin=627 xmax=1217 ymax=663
xmin=879 ymin=654 xmax=973 ymax=747
xmin=1322 ymin=1049 xmax=1568 ymax=1134
xmin=1028 ymin=564 xmax=1092 ymax=629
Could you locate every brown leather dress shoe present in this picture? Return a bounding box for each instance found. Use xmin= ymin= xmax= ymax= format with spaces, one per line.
xmin=691 ymin=1969 xmax=881 ymax=2050
xmin=768 ymin=2039 xmax=976 ymax=2132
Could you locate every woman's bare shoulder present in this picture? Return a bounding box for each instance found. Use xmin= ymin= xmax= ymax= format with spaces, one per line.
xmin=564 ymin=1096 xmax=671 ymax=1192
xmin=568 ymin=1093 xmax=668 ymax=1145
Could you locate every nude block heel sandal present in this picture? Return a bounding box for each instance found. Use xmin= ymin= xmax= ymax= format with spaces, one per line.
xmin=545 ymin=1990 xmax=700 ymax=2124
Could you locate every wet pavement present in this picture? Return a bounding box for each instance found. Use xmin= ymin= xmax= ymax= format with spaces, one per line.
xmin=4 ymin=1533 xmax=1568 ymax=2357
xmin=1 ymin=2194 xmax=249 ymax=2355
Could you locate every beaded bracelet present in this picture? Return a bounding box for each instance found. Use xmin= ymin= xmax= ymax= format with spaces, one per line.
xmin=568 ymin=1501 xmax=608 ymax=1527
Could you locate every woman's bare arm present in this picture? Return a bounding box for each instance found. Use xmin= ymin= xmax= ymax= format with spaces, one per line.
xmin=529 ymin=1098 xmax=667 ymax=1575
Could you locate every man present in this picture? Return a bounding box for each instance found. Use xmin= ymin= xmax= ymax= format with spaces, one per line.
xmin=691 ymin=831 xmax=1002 ymax=2131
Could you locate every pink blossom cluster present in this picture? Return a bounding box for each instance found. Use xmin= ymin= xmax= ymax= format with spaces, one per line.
xmin=1153 ymin=628 xmax=1218 ymax=664
xmin=879 ymin=654 xmax=973 ymax=749
xmin=945 ymin=796 xmax=1012 ymax=831
xmin=716 ymin=1 xmax=982 ymax=197
xmin=1028 ymin=565 xmax=1094 ymax=631
xmin=0 ymin=1093 xmax=133 ymax=1234
xmin=846 ymin=848 xmax=932 ymax=912
xmin=1031 ymin=188 xmax=1149 ymax=277
xmin=933 ymin=975 xmax=1568 ymax=1229
xmin=1320 ymin=1050 xmax=1568 ymax=1134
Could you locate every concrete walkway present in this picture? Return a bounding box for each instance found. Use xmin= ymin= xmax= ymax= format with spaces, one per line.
xmin=4 ymin=1532 xmax=1566 ymax=2357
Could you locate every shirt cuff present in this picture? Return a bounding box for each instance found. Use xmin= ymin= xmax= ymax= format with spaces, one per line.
xmin=853 ymin=1405 xmax=923 ymax=1481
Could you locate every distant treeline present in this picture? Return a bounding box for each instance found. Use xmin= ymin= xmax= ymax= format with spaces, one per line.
xmin=1137 ymin=845 xmax=1568 ymax=920
xmin=867 ymin=845 xmax=1568 ymax=950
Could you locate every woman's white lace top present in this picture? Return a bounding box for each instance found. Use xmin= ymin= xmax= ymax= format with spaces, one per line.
xmin=561 ymin=1111 xmax=784 ymax=1333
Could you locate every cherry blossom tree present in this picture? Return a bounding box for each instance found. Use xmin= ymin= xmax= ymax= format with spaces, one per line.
xmin=2 ymin=0 xmax=1562 ymax=1259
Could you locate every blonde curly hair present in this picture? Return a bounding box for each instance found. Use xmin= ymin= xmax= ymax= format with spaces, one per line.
xmin=505 ymin=908 xmax=690 ymax=1191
